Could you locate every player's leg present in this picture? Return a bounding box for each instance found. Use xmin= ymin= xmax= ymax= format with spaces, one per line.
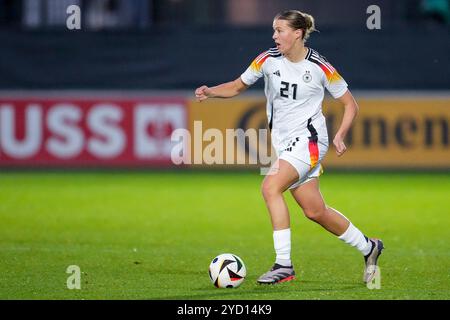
xmin=257 ymin=159 xmax=299 ymax=284
xmin=290 ymin=178 xmax=350 ymax=235
xmin=290 ymin=177 xmax=384 ymax=283
xmin=261 ymin=159 xmax=299 ymax=231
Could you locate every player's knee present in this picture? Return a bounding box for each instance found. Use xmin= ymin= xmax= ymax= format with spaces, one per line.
xmin=303 ymin=207 xmax=326 ymax=222
xmin=261 ymin=180 xmax=282 ymax=201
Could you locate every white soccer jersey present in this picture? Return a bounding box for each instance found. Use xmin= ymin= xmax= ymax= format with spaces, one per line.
xmin=240 ymin=47 xmax=348 ymax=153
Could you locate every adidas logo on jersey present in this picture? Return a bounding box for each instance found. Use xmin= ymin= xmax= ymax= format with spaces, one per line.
xmin=273 ymin=70 xmax=281 ymax=77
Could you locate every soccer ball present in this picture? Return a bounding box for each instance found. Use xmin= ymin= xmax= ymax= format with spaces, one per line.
xmin=208 ymin=253 xmax=246 ymax=288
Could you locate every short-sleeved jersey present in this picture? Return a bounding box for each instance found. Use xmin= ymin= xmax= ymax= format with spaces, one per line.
xmin=240 ymin=47 xmax=348 ymax=151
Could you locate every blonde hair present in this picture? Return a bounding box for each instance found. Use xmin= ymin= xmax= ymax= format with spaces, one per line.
xmin=274 ymin=10 xmax=317 ymax=41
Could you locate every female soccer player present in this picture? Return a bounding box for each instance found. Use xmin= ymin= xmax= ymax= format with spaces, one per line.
xmin=195 ymin=10 xmax=383 ymax=285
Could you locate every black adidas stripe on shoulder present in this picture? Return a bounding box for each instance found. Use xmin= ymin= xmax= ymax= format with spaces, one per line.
xmin=307 ymin=49 xmax=330 ymax=63
xmin=305 ymin=47 xmax=313 ymax=60
xmin=307 ymin=48 xmax=335 ymax=73
xmin=268 ymin=47 xmax=282 ymax=57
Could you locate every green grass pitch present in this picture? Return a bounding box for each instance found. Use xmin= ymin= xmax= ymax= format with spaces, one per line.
xmin=0 ymin=170 xmax=449 ymax=300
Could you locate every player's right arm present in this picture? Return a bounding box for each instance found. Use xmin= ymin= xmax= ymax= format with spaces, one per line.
xmin=195 ymin=49 xmax=270 ymax=102
xmin=195 ymin=77 xmax=248 ymax=102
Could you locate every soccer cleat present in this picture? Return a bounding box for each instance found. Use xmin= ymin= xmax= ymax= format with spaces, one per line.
xmin=363 ymin=238 xmax=384 ymax=283
xmin=257 ymin=263 xmax=296 ymax=284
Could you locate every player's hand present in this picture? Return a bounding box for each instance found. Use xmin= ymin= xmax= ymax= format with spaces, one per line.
xmin=333 ymin=135 xmax=347 ymax=157
xmin=195 ymin=85 xmax=213 ymax=102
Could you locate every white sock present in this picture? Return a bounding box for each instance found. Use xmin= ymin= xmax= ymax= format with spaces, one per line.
xmin=338 ymin=223 xmax=372 ymax=256
xmin=273 ymin=228 xmax=292 ymax=266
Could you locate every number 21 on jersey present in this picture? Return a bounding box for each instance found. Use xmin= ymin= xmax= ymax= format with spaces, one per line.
xmin=280 ymin=81 xmax=298 ymax=99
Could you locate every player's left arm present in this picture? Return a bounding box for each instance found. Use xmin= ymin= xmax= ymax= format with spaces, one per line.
xmin=333 ymin=90 xmax=359 ymax=157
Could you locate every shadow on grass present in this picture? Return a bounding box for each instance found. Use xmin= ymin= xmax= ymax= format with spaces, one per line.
xmin=152 ymin=280 xmax=363 ymax=300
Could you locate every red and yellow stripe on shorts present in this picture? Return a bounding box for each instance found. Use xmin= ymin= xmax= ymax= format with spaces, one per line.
xmin=308 ymin=139 xmax=319 ymax=169
xmin=307 ymin=118 xmax=319 ymax=169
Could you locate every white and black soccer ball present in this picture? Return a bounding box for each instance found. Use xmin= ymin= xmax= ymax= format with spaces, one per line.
xmin=208 ymin=253 xmax=246 ymax=288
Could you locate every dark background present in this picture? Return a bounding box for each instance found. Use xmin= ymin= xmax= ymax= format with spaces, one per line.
xmin=0 ymin=0 xmax=449 ymax=90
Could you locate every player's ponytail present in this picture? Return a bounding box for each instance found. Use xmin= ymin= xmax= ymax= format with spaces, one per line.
xmin=302 ymin=13 xmax=316 ymax=41
xmin=274 ymin=10 xmax=317 ymax=42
